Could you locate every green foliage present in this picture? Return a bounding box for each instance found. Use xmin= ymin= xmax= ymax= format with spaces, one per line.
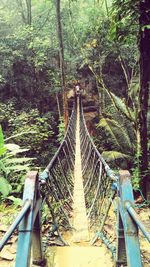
xmin=96 ymin=98 xmax=137 ymax=171
xmin=0 ymin=177 xmax=10 ymax=197
xmin=108 ymin=92 xmax=136 ymax=121
xmin=7 ymin=196 xmax=23 ymax=207
xmin=0 ymin=125 xmax=4 ymax=145
xmin=132 ymin=166 xmax=141 ymax=191
xmin=97 ymin=98 xmax=142 ymax=188
xmin=57 ymin=117 xmax=65 ymax=143
xmin=97 ymin=118 xmax=142 ymax=188
xmin=131 ymin=149 xmax=142 ymax=191
xmin=102 ymin=151 xmax=130 ymax=161
xmin=0 ymin=125 xmax=33 ymax=200
xmin=98 ymin=117 xmax=132 ymax=151
xmin=0 ymin=103 xmax=56 ymax=166
xmin=110 ymin=0 xmax=139 ymax=43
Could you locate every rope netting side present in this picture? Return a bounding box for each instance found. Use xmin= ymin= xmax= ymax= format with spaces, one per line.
xmin=41 ymin=102 xmax=77 ymax=235
xmin=79 ymin=96 xmax=118 ymax=254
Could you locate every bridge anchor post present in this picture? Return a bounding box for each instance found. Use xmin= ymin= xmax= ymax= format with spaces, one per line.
xmin=15 ymin=171 xmax=46 ymax=267
xmin=32 ymin=211 xmax=47 ymax=266
xmin=116 ymin=212 xmax=127 ymax=266
xmin=116 ymin=170 xmax=142 ymax=267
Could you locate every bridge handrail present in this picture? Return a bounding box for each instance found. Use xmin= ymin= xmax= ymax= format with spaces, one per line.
xmin=40 ymin=100 xmax=76 ymax=179
xmin=39 ymin=99 xmax=77 ymax=233
xmin=79 ymin=95 xmax=118 ymax=182
xmin=0 ymin=200 xmax=32 ymax=251
xmin=79 ymin=95 xmax=149 ymax=267
xmin=0 ymin=171 xmax=45 ymax=267
xmin=125 ymin=201 xmax=150 ymax=242
xmin=116 ymin=170 xmax=150 ymax=267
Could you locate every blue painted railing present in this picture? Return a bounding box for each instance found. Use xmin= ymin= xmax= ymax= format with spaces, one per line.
xmin=0 ymin=200 xmax=31 ymax=251
xmin=0 ymin=171 xmax=46 ymax=267
xmin=116 ymin=170 xmax=150 ymax=267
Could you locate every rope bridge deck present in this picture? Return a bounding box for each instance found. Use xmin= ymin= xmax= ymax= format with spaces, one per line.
xmin=73 ymin=96 xmax=89 ymax=242
xmin=0 ymin=94 xmax=149 ymax=267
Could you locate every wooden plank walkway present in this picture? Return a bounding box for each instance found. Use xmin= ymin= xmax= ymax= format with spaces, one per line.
xmin=73 ymin=97 xmax=90 ymax=243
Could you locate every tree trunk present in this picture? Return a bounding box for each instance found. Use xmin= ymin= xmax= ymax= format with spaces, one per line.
xmin=139 ymin=0 xmax=150 ymax=199
xmin=16 ymin=0 xmax=27 ymax=24
xmin=25 ymin=0 xmax=32 ymax=26
xmin=55 ymin=0 xmax=68 ymax=129
xmin=56 ymin=93 xmax=62 ymax=120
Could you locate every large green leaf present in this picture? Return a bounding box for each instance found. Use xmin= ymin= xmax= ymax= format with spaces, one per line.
xmin=0 ymin=125 xmax=4 ymax=148
xmin=0 ymin=160 xmax=7 ymax=173
xmin=4 ymin=157 xmax=35 ymax=165
xmin=6 ymin=164 xmax=30 ymax=172
xmin=98 ymin=118 xmax=120 ymax=149
xmin=102 ymin=151 xmax=130 ymax=162
xmin=102 ymin=86 xmax=136 ymax=122
xmin=98 ymin=118 xmax=132 ymax=151
xmin=4 ymin=143 xmax=20 ymax=151
xmin=4 ymin=131 xmax=36 ymax=141
xmin=6 ymin=147 xmax=29 ymax=155
xmin=0 ymin=147 xmax=7 ymax=157
xmin=7 ymin=196 xmax=23 ymax=206
xmin=111 ymin=92 xmax=136 ymax=121
xmin=0 ymin=177 xmax=10 ymax=197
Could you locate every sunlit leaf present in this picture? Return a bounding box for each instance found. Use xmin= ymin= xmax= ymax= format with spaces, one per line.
xmin=7 ymin=196 xmax=23 ymax=206
xmin=0 ymin=177 xmax=10 ymax=197
xmin=4 ymin=131 xmax=36 ymax=141
xmin=0 ymin=125 xmax=4 ymax=148
xmin=7 ymin=165 xmax=30 ymax=172
xmin=102 ymin=151 xmax=130 ymax=162
xmin=5 ymin=158 xmax=35 ymax=165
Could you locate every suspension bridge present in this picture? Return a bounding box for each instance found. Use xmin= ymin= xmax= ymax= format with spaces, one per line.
xmin=0 ymin=94 xmax=150 ymax=267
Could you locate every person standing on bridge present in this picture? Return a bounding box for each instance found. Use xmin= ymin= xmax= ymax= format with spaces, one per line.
xmin=75 ymin=81 xmax=81 ymax=95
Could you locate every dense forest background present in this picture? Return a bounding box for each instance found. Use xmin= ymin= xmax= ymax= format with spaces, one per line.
xmin=0 ymin=0 xmax=150 ymax=203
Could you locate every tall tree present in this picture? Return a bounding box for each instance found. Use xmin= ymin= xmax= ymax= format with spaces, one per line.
xmin=26 ymin=0 xmax=32 ymax=25
xmin=16 ymin=0 xmax=32 ymax=25
xmin=55 ymin=0 xmax=68 ymax=128
xmin=16 ymin=0 xmax=27 ymax=24
xmin=139 ymin=0 xmax=150 ymax=199
xmin=105 ymin=0 xmax=150 ymax=199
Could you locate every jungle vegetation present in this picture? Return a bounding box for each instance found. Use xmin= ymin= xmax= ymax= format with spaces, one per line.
xmin=0 ymin=0 xmax=149 ymax=202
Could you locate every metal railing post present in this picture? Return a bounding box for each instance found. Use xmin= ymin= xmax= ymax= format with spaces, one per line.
xmin=118 ymin=170 xmax=142 ymax=267
xmin=116 ymin=212 xmax=127 ymax=266
xmin=32 ymin=210 xmax=46 ymax=266
xmin=15 ymin=171 xmax=45 ymax=267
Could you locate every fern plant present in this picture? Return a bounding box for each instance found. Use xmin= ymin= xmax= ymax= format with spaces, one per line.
xmin=96 ymin=101 xmax=141 ymax=189
xmin=0 ymin=125 xmax=34 ymax=200
xmin=96 ymin=105 xmax=137 ymax=180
